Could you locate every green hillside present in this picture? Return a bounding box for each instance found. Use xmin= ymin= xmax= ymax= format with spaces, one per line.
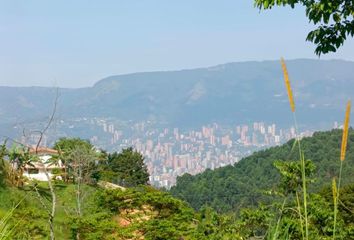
xmin=0 ymin=184 xmax=97 ymax=239
xmin=1 ymin=132 xmax=354 ymax=239
xmin=0 ymin=184 xmax=248 ymax=240
xmin=170 ymin=129 xmax=354 ymax=212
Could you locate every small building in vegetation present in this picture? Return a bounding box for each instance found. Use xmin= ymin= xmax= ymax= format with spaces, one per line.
xmin=23 ymin=147 xmax=64 ymax=181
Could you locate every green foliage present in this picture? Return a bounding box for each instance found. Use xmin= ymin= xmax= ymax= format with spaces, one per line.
xmin=0 ymin=143 xmax=7 ymax=188
xmin=254 ymin=0 xmax=354 ymax=55
xmin=2 ymin=130 xmax=354 ymax=239
xmin=196 ymin=207 xmax=241 ymax=240
xmin=54 ymin=137 xmax=94 ymax=153
xmin=0 ymin=171 xmax=351 ymax=239
xmin=0 ymin=160 xmax=7 ymax=188
xmin=237 ymin=205 xmax=272 ymax=238
xmin=96 ymin=186 xmax=222 ymax=240
xmin=11 ymin=206 xmax=48 ymax=239
xmin=274 ymin=159 xmax=316 ymax=195
xmin=171 ymin=129 xmax=354 ymax=213
xmin=0 ymin=142 xmax=43 ymax=188
xmin=6 ymin=145 xmax=36 ymax=187
xmin=206 ymin=160 xmax=351 ymax=239
xmin=53 ymin=137 xmax=99 ymax=183
xmin=0 ymin=188 xmax=48 ymax=239
xmin=320 ymin=183 xmax=354 ymax=238
xmin=0 ymin=197 xmax=21 ymax=240
xmin=101 ymin=147 xmax=149 ymax=187
xmin=70 ymin=212 xmax=116 ymax=240
xmin=0 ymin=184 xmax=100 ymax=239
xmin=92 ymin=186 xmax=190 ymax=239
xmin=1 ymin=183 xmax=238 ymax=240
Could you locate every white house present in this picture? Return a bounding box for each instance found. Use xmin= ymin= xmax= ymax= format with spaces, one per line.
xmin=23 ymin=147 xmax=64 ymax=181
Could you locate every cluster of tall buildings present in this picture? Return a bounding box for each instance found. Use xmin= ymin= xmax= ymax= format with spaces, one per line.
xmin=89 ymin=119 xmax=313 ymax=188
xmin=17 ymin=117 xmax=315 ymax=188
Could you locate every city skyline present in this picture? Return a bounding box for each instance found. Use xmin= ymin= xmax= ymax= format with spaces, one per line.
xmin=13 ymin=117 xmax=335 ymax=188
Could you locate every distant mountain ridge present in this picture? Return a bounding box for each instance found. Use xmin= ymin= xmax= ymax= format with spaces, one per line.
xmin=1 ymin=59 xmax=354 ymax=128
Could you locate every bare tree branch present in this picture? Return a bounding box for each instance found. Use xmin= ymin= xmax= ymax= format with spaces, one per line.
xmin=32 ymin=88 xmax=60 ymax=240
xmin=35 ymin=88 xmax=59 ymax=154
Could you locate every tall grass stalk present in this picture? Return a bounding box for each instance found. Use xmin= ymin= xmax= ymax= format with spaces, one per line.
xmin=293 ymin=113 xmax=309 ymax=240
xmin=333 ymin=100 xmax=351 ymax=239
xmin=281 ymin=58 xmax=308 ymax=240
xmin=332 ymin=177 xmax=338 ymax=240
xmin=271 ymin=197 xmax=287 ymax=240
xmin=296 ymin=192 xmax=305 ymax=240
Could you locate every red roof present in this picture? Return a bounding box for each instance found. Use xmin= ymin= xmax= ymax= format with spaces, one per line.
xmin=29 ymin=147 xmax=58 ymax=155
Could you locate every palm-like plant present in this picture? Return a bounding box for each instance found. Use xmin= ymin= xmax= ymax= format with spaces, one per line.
xmin=7 ymin=146 xmax=36 ymax=187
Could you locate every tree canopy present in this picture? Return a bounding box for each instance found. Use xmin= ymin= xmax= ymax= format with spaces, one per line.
xmin=254 ymin=0 xmax=354 ymax=55
xmin=53 ymin=137 xmax=94 ymax=154
xmin=101 ymin=147 xmax=149 ymax=187
xmin=53 ymin=138 xmax=98 ymax=183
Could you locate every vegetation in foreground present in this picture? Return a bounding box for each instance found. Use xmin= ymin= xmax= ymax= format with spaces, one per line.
xmin=0 ymin=127 xmax=354 ymax=239
xmin=0 ymin=60 xmax=353 ymax=239
xmin=172 ymin=58 xmax=354 ymax=240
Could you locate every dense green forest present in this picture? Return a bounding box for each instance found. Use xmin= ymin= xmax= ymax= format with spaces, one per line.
xmin=171 ymin=129 xmax=354 ymax=212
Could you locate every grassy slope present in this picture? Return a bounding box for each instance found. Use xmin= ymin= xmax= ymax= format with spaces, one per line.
xmin=0 ymin=183 xmax=97 ymax=239
xmin=0 ymin=184 xmax=211 ymax=240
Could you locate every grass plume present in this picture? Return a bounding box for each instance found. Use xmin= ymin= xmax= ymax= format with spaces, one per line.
xmin=281 ymin=57 xmax=295 ymax=112
xmin=340 ymin=100 xmax=351 ymax=161
xmin=281 ymin=58 xmax=308 ymax=240
xmin=332 ymin=178 xmax=337 ymax=206
xmin=333 ymin=100 xmax=351 ymax=239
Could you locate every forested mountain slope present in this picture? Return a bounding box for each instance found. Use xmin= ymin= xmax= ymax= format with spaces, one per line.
xmin=170 ymin=129 xmax=354 ymax=212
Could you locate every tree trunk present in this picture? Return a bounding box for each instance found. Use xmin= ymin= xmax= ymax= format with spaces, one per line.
xmin=44 ymin=166 xmax=56 ymax=240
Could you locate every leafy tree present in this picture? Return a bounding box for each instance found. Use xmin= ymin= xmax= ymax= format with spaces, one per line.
xmin=53 ymin=138 xmax=101 ymax=240
xmin=274 ymin=160 xmax=316 ymax=195
xmin=53 ymin=138 xmax=98 ymax=183
xmin=102 ymin=147 xmax=149 ymax=187
xmin=237 ymin=205 xmax=272 ymax=238
xmin=4 ymin=145 xmax=37 ymax=187
xmin=68 ymin=146 xmax=98 ymax=184
xmin=70 ymin=212 xmax=116 ymax=240
xmin=320 ymin=183 xmax=354 ymax=238
xmin=254 ymin=0 xmax=354 ymax=55
xmin=229 ymin=158 xmax=350 ymax=239
xmin=196 ymin=206 xmax=241 ymax=239
xmin=54 ymin=138 xmax=93 ymax=151
xmin=96 ymin=186 xmax=203 ymax=240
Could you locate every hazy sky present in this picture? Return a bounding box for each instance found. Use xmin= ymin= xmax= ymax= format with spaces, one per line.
xmin=1 ymin=1 xmax=353 ymax=88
